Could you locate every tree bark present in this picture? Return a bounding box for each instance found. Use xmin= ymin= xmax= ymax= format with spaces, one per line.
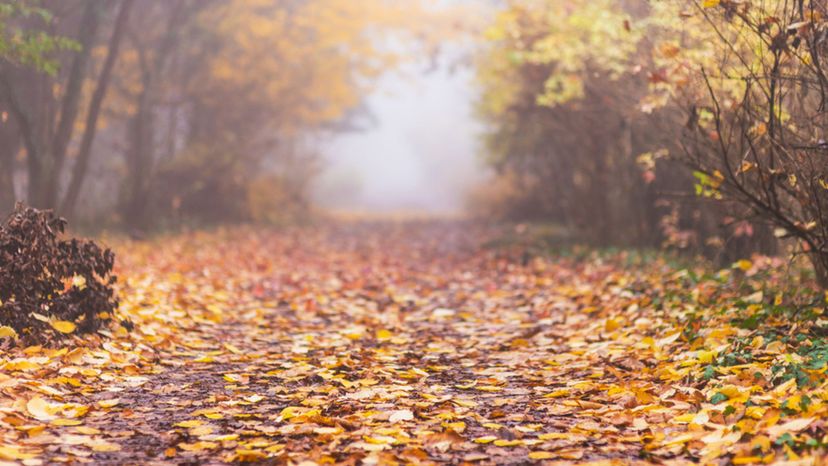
xmin=0 ymin=70 xmax=43 ymax=207
xmin=39 ymin=1 xmax=102 ymax=208
xmin=0 ymin=115 xmax=19 ymax=215
xmin=0 ymin=3 xmax=103 ymax=210
xmin=120 ymin=0 xmax=187 ymax=230
xmin=809 ymin=251 xmax=828 ymax=290
xmin=123 ymin=84 xmax=155 ymax=230
xmin=62 ymin=0 xmax=134 ymax=218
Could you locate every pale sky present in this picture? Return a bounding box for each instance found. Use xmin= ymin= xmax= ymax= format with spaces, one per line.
xmin=312 ymin=45 xmax=490 ymax=215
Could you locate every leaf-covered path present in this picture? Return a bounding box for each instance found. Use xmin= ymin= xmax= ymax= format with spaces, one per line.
xmin=3 ymin=223 xmax=826 ymax=465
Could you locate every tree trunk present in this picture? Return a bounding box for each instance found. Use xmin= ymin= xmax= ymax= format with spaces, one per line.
xmin=42 ymin=1 xmax=102 ymax=209
xmin=119 ymin=0 xmax=186 ymax=231
xmin=62 ymin=0 xmax=135 ymax=219
xmin=809 ymin=251 xmax=828 ymax=290
xmin=0 ymin=71 xmax=42 ymax=208
xmin=0 ymin=3 xmax=103 ymax=211
xmin=0 ymin=120 xmax=18 ymax=215
xmin=122 ymin=89 xmax=154 ymax=230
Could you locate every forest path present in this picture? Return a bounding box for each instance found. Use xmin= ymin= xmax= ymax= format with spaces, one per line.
xmin=30 ymin=223 xmax=673 ymax=465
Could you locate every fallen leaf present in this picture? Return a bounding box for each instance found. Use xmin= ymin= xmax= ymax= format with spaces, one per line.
xmin=51 ymin=320 xmax=77 ymax=334
xmin=388 ymin=409 xmax=414 ymax=423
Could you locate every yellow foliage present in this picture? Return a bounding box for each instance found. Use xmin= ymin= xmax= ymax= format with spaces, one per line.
xmin=478 ymin=0 xmax=642 ymax=113
xmin=246 ymin=174 xmax=307 ymax=225
xmin=194 ymin=0 xmax=426 ymax=131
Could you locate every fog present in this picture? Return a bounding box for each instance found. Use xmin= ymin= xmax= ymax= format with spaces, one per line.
xmin=312 ymin=55 xmax=489 ymax=215
xmin=0 ymin=0 xmax=496 ymax=227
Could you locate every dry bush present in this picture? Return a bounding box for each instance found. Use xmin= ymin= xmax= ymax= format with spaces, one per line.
xmin=0 ymin=203 xmax=117 ymax=343
xmin=678 ymin=0 xmax=828 ymax=286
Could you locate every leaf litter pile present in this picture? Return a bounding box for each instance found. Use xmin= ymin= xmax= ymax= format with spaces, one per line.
xmin=1 ymin=222 xmax=827 ymax=465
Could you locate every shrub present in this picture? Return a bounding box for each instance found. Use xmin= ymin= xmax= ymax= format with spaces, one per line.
xmin=0 ymin=203 xmax=117 ymax=343
xmin=675 ymin=0 xmax=828 ymax=287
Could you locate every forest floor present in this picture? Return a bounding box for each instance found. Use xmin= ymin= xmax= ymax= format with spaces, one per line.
xmin=0 ymin=222 xmax=826 ymax=465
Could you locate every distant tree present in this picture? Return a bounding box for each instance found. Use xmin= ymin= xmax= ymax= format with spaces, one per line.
xmin=476 ymin=1 xmax=675 ymax=246
xmin=110 ymin=0 xmax=431 ymax=229
xmin=475 ymin=0 xmax=781 ymax=262
xmin=61 ymin=0 xmax=134 ymax=218
xmin=0 ymin=1 xmax=103 ymax=209
xmin=0 ymin=0 xmax=133 ymax=217
xmin=0 ymin=1 xmax=76 ymax=214
xmin=662 ymin=0 xmax=828 ymax=286
xmin=0 ymin=0 xmax=459 ymax=228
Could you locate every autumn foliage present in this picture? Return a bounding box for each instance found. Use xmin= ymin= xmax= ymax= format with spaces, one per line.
xmin=0 ymin=225 xmax=823 ymax=463
xmin=475 ymin=0 xmax=828 ymax=285
xmin=0 ymin=203 xmax=117 ymax=342
xmin=0 ymin=0 xmax=448 ymax=230
xmin=675 ymin=0 xmax=828 ymax=286
xmin=4 ymin=2 xmax=828 ymax=463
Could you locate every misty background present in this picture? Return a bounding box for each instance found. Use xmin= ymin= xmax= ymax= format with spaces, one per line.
xmin=312 ymin=26 xmax=490 ymax=215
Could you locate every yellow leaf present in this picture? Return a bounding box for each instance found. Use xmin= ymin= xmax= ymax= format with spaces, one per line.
xmin=16 ymin=425 xmax=45 ymax=436
xmin=733 ymin=456 xmax=763 ymax=465
xmin=4 ymin=359 xmax=41 ymax=371
xmin=444 ymin=421 xmax=466 ymax=433
xmin=364 ymin=435 xmax=395 ymax=445
xmin=178 ymin=441 xmax=218 ymax=452
xmin=313 ymin=427 xmax=342 ymax=435
xmin=223 ymin=373 xmax=242 ymax=383
xmin=544 ymin=389 xmax=569 ymax=398
xmin=0 ymin=326 xmax=17 ymax=339
xmin=783 ymin=395 xmax=803 ymax=412
xmin=223 ymin=343 xmax=242 ymax=354
xmin=476 ymin=385 xmax=502 ymax=392
xmin=88 ymin=440 xmax=121 ymax=452
xmin=473 ymin=436 xmax=498 ymax=444
xmin=174 ymin=420 xmax=203 ymax=428
xmin=672 ymin=413 xmax=695 ymax=423
xmin=664 ymin=433 xmax=697 ymax=446
xmin=697 ymin=350 xmax=717 ymax=364
xmin=97 ymin=399 xmax=120 ymax=409
xmin=0 ymin=445 xmax=37 ymax=460
xmin=604 ymin=319 xmax=621 ymax=332
xmin=63 ymin=348 xmax=86 ymax=364
xmin=376 ymin=329 xmax=393 ymax=341
xmin=61 ymin=403 xmax=89 ymax=419
xmin=27 ymin=397 xmax=60 ymax=421
xmin=201 ymin=434 xmax=238 ymax=442
xmin=746 ymin=406 xmax=766 ymax=419
xmin=494 ymin=439 xmax=522 ymax=447
xmin=190 ymin=425 xmax=215 ymax=436
xmin=51 ymin=320 xmax=76 ymax=334
xmin=718 ymin=385 xmax=750 ymax=403
xmin=278 ymin=406 xmax=305 ymax=421
xmin=452 ymin=398 xmax=477 ymax=408
xmin=766 ymin=417 xmax=814 ymax=438
xmin=529 ymin=451 xmax=556 ymax=460
xmin=74 ymin=426 xmax=100 ymax=435
xmin=50 ymin=418 xmax=82 ymax=426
